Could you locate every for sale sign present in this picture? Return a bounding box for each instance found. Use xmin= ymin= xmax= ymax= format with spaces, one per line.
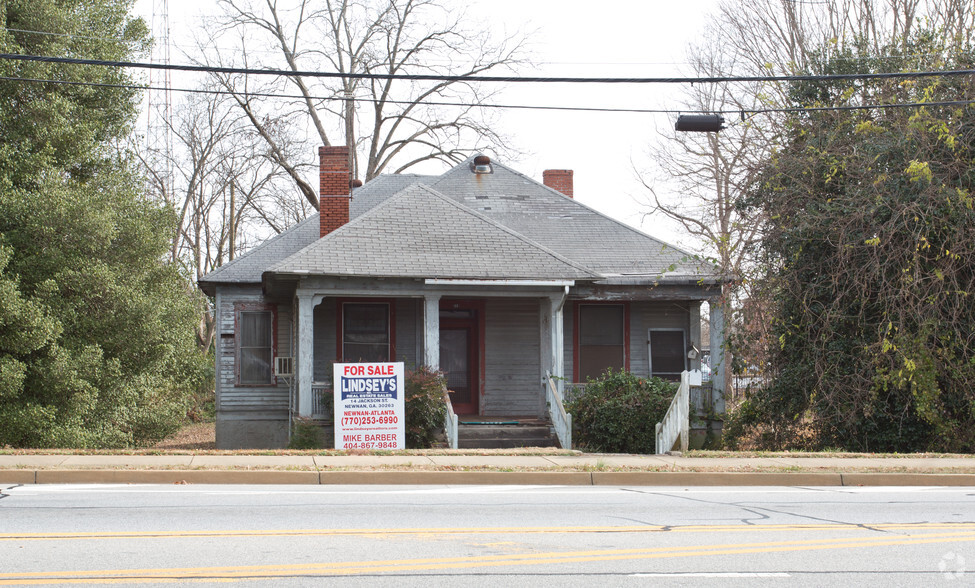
xmin=333 ymin=362 xmax=405 ymax=450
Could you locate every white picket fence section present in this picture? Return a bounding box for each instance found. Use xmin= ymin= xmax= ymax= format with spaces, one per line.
xmin=655 ymin=371 xmax=690 ymax=454
xmin=545 ymin=371 xmax=572 ymax=449
xmin=443 ymin=391 xmax=459 ymax=449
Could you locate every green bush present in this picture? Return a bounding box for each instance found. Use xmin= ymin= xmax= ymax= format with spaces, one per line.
xmin=566 ymin=369 xmax=677 ymax=454
xmin=289 ymin=416 xmax=325 ymax=449
xmin=405 ymin=365 xmax=447 ymax=448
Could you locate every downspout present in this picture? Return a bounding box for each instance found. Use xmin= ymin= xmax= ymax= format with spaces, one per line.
xmin=555 ymin=285 xmax=569 ymax=396
xmin=557 ymin=285 xmax=569 ymax=312
xmin=288 ymin=295 xmax=298 ymax=443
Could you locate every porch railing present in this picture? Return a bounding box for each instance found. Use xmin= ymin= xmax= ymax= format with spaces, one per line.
xmin=655 ymin=371 xmax=690 ymax=454
xmin=311 ymin=383 xmax=330 ymax=419
xmin=443 ymin=391 xmax=459 ymax=449
xmin=545 ymin=371 xmax=572 ymax=450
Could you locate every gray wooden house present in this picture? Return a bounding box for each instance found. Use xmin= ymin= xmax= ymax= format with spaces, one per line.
xmin=198 ymin=147 xmax=725 ymax=449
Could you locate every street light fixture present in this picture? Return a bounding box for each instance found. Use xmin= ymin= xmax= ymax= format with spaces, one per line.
xmin=675 ymin=114 xmax=725 ymax=132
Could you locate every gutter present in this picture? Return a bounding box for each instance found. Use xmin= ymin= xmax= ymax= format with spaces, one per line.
xmin=424 ymin=279 xmax=576 ymax=288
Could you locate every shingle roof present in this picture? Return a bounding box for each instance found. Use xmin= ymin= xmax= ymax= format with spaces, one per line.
xmin=197 ymin=215 xmax=320 ymax=294
xmin=198 ymin=173 xmax=437 ymax=294
xmin=269 ymin=185 xmax=599 ymax=280
xmin=199 ymin=154 xmax=720 ymax=291
xmin=349 ymin=173 xmax=434 ymax=219
xmin=429 ymin=158 xmax=715 ymax=278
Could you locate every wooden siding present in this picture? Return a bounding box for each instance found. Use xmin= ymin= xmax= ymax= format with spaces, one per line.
xmin=483 ymin=298 xmax=542 ymax=417
xmin=395 ymin=298 xmax=420 ymax=366
xmin=563 ymin=300 xmax=690 ymax=381
xmin=313 ymin=298 xmax=420 ymax=381
xmin=215 ymin=285 xmax=290 ymax=413
xmin=630 ymin=301 xmax=689 ymax=376
xmin=313 ymin=298 xmax=337 ymax=381
xmin=563 ymin=306 xmax=575 ymax=382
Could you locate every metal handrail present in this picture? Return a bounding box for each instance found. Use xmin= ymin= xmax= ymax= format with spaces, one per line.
xmin=545 ymin=371 xmax=572 ymax=449
xmin=655 ymin=371 xmax=690 ymax=454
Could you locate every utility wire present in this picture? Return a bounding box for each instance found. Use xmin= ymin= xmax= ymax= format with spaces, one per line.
xmin=1 ymin=26 xmax=958 ymax=67
xmin=0 ymin=75 xmax=686 ymax=114
xmin=2 ymin=52 xmax=975 ymax=85
xmin=4 ymin=74 xmax=973 ymax=118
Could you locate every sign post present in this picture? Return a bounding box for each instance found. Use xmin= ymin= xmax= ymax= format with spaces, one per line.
xmin=333 ymin=362 xmax=405 ymax=450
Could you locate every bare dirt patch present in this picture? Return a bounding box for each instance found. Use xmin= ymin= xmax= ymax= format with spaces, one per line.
xmin=153 ymin=422 xmax=216 ymax=450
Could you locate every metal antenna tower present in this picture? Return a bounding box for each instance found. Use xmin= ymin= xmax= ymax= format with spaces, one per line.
xmin=147 ymin=0 xmax=174 ymax=203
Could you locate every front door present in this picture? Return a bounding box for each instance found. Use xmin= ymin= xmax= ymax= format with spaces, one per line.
xmin=439 ymin=305 xmax=480 ymax=415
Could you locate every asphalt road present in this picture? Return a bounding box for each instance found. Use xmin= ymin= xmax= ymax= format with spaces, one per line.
xmin=1 ymin=484 xmax=973 ymax=586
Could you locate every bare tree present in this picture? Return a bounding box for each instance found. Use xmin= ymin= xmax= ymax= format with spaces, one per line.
xmin=644 ymin=0 xmax=973 ymax=397
xmin=649 ymin=0 xmax=975 ymax=272
xmin=642 ymin=32 xmax=771 ymax=398
xmin=197 ymin=0 xmax=528 ymax=210
xmin=139 ymin=83 xmax=307 ymax=351
xmin=644 ymin=42 xmax=767 ymax=282
xmin=662 ymin=0 xmax=975 ymax=253
xmin=702 ymin=0 xmax=973 ymax=119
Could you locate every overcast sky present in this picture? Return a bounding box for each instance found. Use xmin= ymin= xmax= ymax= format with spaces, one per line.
xmin=135 ymin=0 xmax=723 ymax=251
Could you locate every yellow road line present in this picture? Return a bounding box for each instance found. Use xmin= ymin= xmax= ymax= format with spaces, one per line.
xmin=2 ymin=522 xmax=973 ymax=542
xmin=2 ymin=529 xmax=975 ymax=584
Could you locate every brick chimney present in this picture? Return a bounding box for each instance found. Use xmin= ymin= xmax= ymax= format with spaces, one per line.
xmin=319 ymin=146 xmax=351 ymax=237
xmin=543 ymin=169 xmax=573 ymax=198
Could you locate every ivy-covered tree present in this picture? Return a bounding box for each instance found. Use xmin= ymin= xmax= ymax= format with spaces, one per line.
xmin=0 ymin=0 xmax=207 ymax=447
xmin=734 ymin=32 xmax=975 ymax=452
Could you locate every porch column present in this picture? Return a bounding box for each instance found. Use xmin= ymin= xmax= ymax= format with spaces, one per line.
xmin=539 ymin=298 xmax=552 ymax=415
xmin=689 ymin=301 xmax=702 ymax=372
xmin=709 ymin=298 xmax=726 ymax=416
xmin=296 ymin=292 xmax=315 ymax=417
xmin=540 ymin=291 xmax=566 ymax=394
xmin=423 ymin=294 xmax=441 ymax=369
xmin=552 ymin=295 xmax=565 ymax=387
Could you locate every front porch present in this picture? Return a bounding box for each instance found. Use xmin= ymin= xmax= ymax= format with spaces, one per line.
xmin=273 ymin=276 xmax=725 ymax=450
xmin=287 ymin=277 xmax=572 ymax=444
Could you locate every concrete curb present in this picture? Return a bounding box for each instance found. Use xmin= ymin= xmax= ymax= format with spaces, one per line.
xmin=31 ymin=470 xmax=320 ymax=485
xmin=3 ymin=469 xmax=975 ymax=486
xmin=319 ymin=471 xmax=593 ymax=485
xmin=839 ymin=473 xmax=975 ymax=486
xmin=591 ymin=472 xmax=845 ymax=486
xmin=0 ymin=470 xmax=35 ymax=484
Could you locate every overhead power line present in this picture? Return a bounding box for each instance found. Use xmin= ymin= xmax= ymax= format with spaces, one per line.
xmin=0 ymin=75 xmax=687 ymax=114
xmin=4 ymin=74 xmax=974 ymax=119
xmin=2 ymin=52 xmax=975 ymax=85
xmin=2 ymin=26 xmax=960 ymax=68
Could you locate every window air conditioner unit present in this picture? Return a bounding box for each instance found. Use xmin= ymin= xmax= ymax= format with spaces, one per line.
xmin=274 ymin=356 xmax=294 ymax=377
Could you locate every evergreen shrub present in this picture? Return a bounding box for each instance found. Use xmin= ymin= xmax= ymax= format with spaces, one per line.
xmin=566 ymin=369 xmax=676 ymax=454
xmin=288 ymin=416 xmax=325 ymax=449
xmin=405 ymin=365 xmax=447 ymax=448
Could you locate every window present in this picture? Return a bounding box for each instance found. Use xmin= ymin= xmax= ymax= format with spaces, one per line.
xmin=341 ymin=303 xmax=391 ymax=362
xmin=577 ymin=303 xmax=626 ymax=381
xmin=649 ymin=329 xmax=686 ymax=381
xmin=237 ymin=310 xmax=274 ymax=385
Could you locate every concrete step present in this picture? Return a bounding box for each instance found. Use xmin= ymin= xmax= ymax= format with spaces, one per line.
xmin=457 ymin=424 xmax=559 ymax=449
xmin=458 ymin=438 xmax=558 ymax=449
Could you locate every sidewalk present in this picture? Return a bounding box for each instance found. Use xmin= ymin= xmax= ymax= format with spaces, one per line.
xmin=2 ymin=452 xmax=974 ymax=486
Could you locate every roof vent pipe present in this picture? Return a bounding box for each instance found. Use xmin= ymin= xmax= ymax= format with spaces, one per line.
xmin=472 ymin=154 xmax=492 ymax=174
